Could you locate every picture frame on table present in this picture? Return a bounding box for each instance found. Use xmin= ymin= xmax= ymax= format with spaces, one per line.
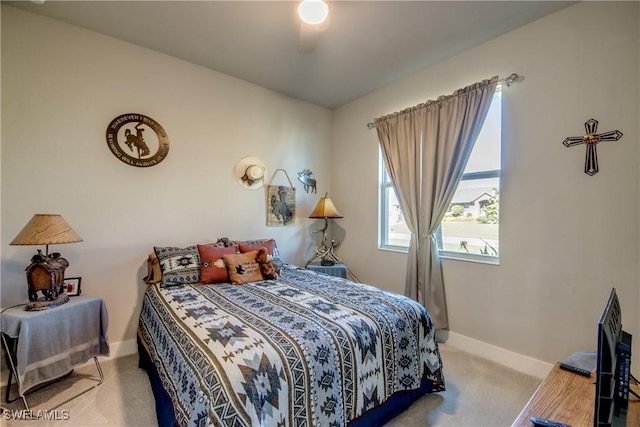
xmin=63 ymin=277 xmax=82 ymax=296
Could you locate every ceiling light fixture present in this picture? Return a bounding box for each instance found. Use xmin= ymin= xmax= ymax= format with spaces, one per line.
xmin=298 ymin=0 xmax=329 ymax=25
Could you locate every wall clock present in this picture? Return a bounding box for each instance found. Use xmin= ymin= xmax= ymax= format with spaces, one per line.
xmin=106 ymin=113 xmax=169 ymax=167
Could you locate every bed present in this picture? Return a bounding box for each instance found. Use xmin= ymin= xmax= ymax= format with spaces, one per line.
xmin=137 ymin=240 xmax=444 ymax=427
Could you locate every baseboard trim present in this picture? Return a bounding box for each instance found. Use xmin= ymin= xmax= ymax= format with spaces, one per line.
xmin=105 ymin=339 xmax=138 ymax=359
xmin=438 ymin=330 xmax=553 ymax=380
xmin=62 ymin=339 xmax=139 ymax=372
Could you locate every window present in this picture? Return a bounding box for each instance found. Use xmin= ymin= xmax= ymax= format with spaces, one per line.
xmin=379 ymin=87 xmax=502 ymax=263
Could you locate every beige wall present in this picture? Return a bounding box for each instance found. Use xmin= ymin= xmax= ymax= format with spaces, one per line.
xmin=1 ymin=6 xmax=332 ymax=352
xmin=332 ymin=1 xmax=639 ymax=375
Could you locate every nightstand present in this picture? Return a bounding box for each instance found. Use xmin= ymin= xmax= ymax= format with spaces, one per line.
xmin=1 ymin=295 xmax=110 ymax=409
xmin=306 ymin=262 xmax=348 ymax=279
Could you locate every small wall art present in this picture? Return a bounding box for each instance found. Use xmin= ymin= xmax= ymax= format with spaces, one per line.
xmin=235 ymin=156 xmax=267 ymax=190
xmin=563 ymin=119 xmax=623 ymax=176
xmin=297 ymin=169 xmax=317 ymax=193
xmin=266 ymin=169 xmax=296 ymax=227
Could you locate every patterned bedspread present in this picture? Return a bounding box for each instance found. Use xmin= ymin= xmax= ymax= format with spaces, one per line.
xmin=138 ymin=265 xmax=444 ymax=426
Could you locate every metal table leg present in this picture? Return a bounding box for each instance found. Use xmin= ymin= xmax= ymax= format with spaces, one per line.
xmin=2 ymin=333 xmax=29 ymax=410
xmin=2 ymin=333 xmax=105 ymax=411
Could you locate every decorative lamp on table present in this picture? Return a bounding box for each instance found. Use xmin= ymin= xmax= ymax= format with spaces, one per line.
xmin=306 ymin=193 xmax=343 ymax=266
xmin=10 ymin=214 xmax=83 ymax=308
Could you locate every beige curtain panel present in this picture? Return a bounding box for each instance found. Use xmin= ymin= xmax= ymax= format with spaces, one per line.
xmin=375 ymin=76 xmax=498 ymax=330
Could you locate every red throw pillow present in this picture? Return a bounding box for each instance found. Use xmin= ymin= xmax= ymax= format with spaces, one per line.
xmin=197 ymin=245 xmax=237 ymax=284
xmin=238 ymin=240 xmax=275 ymax=256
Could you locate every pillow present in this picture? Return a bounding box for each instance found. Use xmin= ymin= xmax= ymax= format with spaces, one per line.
xmin=143 ymin=251 xmax=162 ymax=285
xmin=238 ymin=240 xmax=275 ymax=256
xmin=213 ymin=237 xmax=236 ymax=248
xmin=197 ymin=245 xmax=237 ymax=284
xmin=154 ymin=246 xmax=201 ymax=287
xmin=237 ymin=239 xmax=283 ymax=268
xmin=223 ymin=251 xmax=263 ymax=285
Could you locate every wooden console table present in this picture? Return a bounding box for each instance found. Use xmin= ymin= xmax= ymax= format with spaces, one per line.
xmin=512 ymin=363 xmax=639 ymax=426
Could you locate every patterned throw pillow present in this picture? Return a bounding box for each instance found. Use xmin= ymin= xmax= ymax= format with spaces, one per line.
xmin=154 ymin=246 xmax=201 ymax=287
xmin=222 ymin=251 xmax=263 ymax=285
xmin=197 ymin=245 xmax=237 ymax=284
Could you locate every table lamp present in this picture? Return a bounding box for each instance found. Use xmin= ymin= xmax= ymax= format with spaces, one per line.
xmin=10 ymin=214 xmax=83 ymax=305
xmin=307 ymin=193 xmax=343 ymax=266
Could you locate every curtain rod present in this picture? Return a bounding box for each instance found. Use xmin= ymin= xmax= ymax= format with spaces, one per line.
xmin=366 ymin=73 xmax=520 ymax=129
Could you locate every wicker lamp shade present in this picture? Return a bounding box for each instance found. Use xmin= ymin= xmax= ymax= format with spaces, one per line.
xmin=10 ymin=214 xmax=83 ymax=249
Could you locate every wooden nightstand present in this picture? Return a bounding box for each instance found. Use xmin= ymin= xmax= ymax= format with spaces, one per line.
xmin=1 ymin=295 xmax=110 ymax=409
xmin=306 ymin=262 xmax=348 ymax=279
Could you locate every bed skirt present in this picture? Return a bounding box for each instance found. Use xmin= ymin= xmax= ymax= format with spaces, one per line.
xmin=138 ymin=334 xmax=178 ymax=427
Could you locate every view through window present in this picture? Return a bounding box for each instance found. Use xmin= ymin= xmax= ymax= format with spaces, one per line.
xmin=380 ymin=88 xmax=502 ymax=261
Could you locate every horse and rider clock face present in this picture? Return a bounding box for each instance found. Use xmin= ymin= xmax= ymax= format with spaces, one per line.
xmin=106 ymin=113 xmax=170 ymax=167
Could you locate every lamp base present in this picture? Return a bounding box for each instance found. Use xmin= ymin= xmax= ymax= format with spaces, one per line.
xmin=25 ymin=250 xmax=69 ymax=302
xmin=305 ymin=239 xmax=342 ymax=267
xmin=25 ymin=292 xmax=70 ymax=311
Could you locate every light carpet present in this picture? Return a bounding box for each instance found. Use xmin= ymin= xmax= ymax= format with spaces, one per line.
xmin=0 ymin=344 xmax=540 ymax=426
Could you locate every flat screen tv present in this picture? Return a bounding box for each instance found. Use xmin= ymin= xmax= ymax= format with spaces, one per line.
xmin=594 ymin=288 xmax=632 ymax=427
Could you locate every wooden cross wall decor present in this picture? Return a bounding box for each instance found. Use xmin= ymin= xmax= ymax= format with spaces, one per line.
xmin=563 ymin=119 xmax=623 ymax=176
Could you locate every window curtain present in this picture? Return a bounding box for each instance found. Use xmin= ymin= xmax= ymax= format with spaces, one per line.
xmin=375 ymin=76 xmax=498 ymax=330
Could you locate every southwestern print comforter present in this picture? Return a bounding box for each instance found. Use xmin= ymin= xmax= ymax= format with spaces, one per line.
xmin=138 ymin=265 xmax=444 ymax=426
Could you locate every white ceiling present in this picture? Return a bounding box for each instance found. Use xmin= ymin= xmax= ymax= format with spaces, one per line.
xmin=5 ymin=1 xmax=575 ymax=109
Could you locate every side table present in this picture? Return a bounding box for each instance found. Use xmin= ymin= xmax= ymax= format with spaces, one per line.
xmin=1 ymin=295 xmax=110 ymax=409
xmin=306 ymin=262 xmax=348 ymax=279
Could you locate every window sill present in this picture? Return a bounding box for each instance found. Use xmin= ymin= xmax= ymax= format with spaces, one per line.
xmin=439 ymin=251 xmax=500 ymax=265
xmin=378 ymin=244 xmax=408 ymax=254
xmin=378 ymin=245 xmax=500 ymax=265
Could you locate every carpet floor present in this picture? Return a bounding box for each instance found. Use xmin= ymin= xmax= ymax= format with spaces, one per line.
xmin=0 ymin=343 xmax=540 ymax=426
